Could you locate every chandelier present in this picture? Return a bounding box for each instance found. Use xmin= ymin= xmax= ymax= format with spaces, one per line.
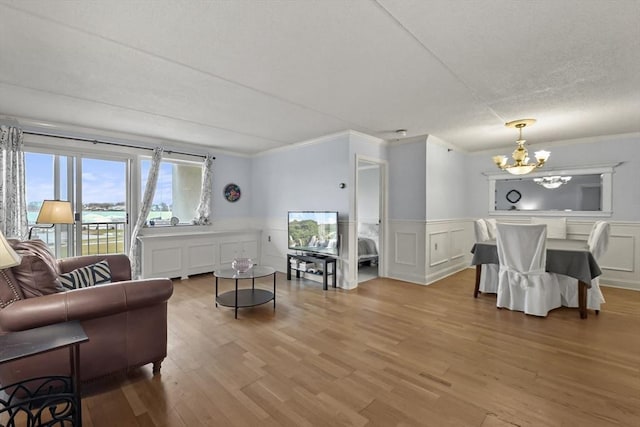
xmin=492 ymin=119 xmax=550 ymax=175
xmin=534 ymin=176 xmax=572 ymax=189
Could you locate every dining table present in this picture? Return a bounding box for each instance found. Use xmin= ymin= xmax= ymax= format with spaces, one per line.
xmin=470 ymin=239 xmax=602 ymax=319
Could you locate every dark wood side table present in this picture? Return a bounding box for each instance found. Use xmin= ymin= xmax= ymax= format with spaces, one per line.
xmin=0 ymin=320 xmax=88 ymax=426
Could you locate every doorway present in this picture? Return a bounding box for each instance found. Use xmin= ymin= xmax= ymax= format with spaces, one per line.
xmin=356 ymin=158 xmax=384 ymax=283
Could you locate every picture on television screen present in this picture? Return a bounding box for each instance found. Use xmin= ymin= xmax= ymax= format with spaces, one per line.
xmin=288 ymin=211 xmax=339 ymax=256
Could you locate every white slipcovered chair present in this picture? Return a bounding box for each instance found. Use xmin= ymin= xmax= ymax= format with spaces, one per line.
xmin=484 ymin=218 xmax=497 ymax=240
xmin=495 ymin=223 xmax=562 ymax=316
xmin=557 ymin=221 xmax=609 ymax=312
xmin=531 ymin=217 xmax=567 ymax=239
xmin=474 ymin=219 xmax=499 ymax=293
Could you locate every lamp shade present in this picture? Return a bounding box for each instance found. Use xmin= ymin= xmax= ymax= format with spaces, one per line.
xmin=36 ymin=200 xmax=74 ymax=224
xmin=0 ymin=230 xmax=21 ymax=269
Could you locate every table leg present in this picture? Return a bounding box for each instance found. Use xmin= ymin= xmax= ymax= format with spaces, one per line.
xmin=332 ymin=259 xmax=337 ymax=288
xmin=474 ymin=265 xmax=481 ymax=298
xmin=215 ymin=276 xmax=219 ymax=307
xmin=323 ymin=259 xmax=328 ymax=291
xmin=235 ymin=278 xmax=238 ymax=319
xmin=287 ymin=255 xmax=292 ymax=280
xmin=578 ymin=280 xmax=588 ymax=319
xmin=273 ymin=272 xmax=276 ymax=309
xmin=70 ymin=342 xmax=82 ymax=426
xmin=252 ymin=277 xmax=255 ymax=290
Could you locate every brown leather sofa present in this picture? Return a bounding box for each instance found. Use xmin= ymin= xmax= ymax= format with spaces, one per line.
xmin=0 ymin=253 xmax=173 ymax=386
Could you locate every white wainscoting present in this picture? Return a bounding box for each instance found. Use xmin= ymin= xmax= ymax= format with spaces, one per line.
xmin=138 ymin=229 xmax=262 ymax=279
xmin=426 ymin=220 xmax=473 ymax=285
xmin=386 ymin=220 xmax=426 ymax=284
xmin=388 ymin=218 xmax=640 ymax=290
xmin=386 ymin=219 xmax=471 ymax=285
xmin=565 ymin=220 xmax=640 ymax=291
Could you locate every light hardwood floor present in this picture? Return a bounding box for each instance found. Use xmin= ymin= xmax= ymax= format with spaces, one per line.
xmin=77 ymin=269 xmax=640 ymax=426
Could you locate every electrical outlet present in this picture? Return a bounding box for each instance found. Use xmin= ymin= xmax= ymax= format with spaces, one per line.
xmin=435 ymin=243 xmax=438 ymax=250
xmin=268 ymin=235 xmax=271 ymax=242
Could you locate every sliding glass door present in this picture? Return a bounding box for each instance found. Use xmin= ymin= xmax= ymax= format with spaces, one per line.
xmin=78 ymin=158 xmax=128 ymax=255
xmin=25 ymin=152 xmax=73 ymax=256
xmin=25 ymin=152 xmax=130 ymax=257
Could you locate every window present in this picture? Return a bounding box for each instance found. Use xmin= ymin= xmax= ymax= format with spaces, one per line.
xmin=141 ymin=159 xmax=202 ymax=226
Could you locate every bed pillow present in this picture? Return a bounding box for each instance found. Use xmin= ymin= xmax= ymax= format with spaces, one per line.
xmin=59 ymin=260 xmax=112 ymax=290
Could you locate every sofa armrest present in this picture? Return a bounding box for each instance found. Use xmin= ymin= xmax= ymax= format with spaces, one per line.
xmin=0 ymin=278 xmax=173 ymax=332
xmin=57 ymin=254 xmax=132 ymax=282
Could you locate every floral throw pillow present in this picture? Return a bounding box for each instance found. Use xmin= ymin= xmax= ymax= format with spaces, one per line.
xmin=59 ymin=260 xmax=112 ymax=290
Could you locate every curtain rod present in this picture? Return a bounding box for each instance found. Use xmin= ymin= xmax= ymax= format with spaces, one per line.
xmin=23 ymin=130 xmax=215 ymax=160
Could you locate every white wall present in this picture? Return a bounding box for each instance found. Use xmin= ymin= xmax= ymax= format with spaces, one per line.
xmin=388 ymin=137 xmax=426 ymax=221
xmin=213 ymin=153 xmax=253 ymax=220
xmin=250 ymin=135 xmax=350 ymax=218
xmin=426 ymin=136 xmax=468 ymax=221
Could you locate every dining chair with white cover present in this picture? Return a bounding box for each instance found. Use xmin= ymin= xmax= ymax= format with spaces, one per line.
xmin=495 ymin=223 xmax=562 ymax=316
xmin=557 ymin=221 xmax=609 ymax=312
xmin=531 ymin=217 xmax=567 ymax=239
xmin=474 ymin=219 xmax=499 ymax=293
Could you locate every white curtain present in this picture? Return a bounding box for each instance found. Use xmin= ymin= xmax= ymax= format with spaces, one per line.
xmin=129 ymin=147 xmax=163 ymax=278
xmin=0 ymin=126 xmax=28 ymax=238
xmin=193 ymin=154 xmax=214 ymax=225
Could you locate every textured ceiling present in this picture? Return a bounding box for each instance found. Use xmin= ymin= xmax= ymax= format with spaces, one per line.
xmin=1 ymin=0 xmax=639 ymax=154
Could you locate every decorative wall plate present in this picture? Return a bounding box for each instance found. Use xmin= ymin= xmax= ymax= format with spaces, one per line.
xmin=224 ymin=183 xmax=241 ymax=202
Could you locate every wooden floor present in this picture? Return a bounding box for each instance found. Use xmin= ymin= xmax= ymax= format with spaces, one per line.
xmin=75 ymin=270 xmax=640 ymax=426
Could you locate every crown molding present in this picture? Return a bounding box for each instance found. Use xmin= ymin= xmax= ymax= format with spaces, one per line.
xmin=254 ymin=129 xmax=385 ymax=157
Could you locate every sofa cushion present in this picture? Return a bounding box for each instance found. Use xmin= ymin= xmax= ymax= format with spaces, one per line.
xmin=8 ymin=239 xmax=64 ymax=298
xmin=0 ymin=268 xmax=24 ymax=308
xmin=59 ymin=260 xmax=112 ymax=290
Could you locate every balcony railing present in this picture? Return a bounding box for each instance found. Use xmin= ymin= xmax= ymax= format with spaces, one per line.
xmin=80 ymin=222 xmax=126 ymax=255
xmin=28 ymin=222 xmax=126 ymax=257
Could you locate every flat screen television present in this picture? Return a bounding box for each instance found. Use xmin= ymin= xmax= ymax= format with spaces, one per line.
xmin=288 ymin=211 xmax=339 ymax=257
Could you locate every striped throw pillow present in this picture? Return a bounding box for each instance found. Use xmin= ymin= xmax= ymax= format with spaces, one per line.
xmin=59 ymin=260 xmax=112 ymax=290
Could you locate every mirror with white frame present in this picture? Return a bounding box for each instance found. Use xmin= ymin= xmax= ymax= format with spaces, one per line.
xmin=486 ymin=164 xmax=618 ymax=217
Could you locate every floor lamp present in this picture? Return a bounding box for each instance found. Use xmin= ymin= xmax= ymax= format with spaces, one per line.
xmin=28 ymin=200 xmax=75 ymax=239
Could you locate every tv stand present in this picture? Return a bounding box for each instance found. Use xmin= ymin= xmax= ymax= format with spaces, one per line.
xmin=287 ymin=253 xmax=337 ymax=290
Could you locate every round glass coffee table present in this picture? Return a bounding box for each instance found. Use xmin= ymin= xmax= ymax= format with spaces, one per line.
xmin=213 ymin=266 xmax=276 ymax=318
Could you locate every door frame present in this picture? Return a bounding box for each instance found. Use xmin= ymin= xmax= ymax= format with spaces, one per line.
xmin=354 ymin=155 xmax=388 ymax=284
